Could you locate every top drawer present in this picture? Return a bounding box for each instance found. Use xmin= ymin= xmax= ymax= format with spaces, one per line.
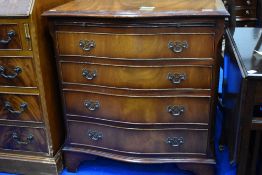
xmin=0 ymin=24 xmax=22 ymax=50
xmin=56 ymin=32 xmax=214 ymax=59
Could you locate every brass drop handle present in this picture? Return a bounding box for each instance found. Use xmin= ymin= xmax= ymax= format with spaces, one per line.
xmin=79 ymin=40 xmax=96 ymax=51
xmin=82 ymin=69 xmax=97 ymax=80
xmin=246 ymin=0 xmax=251 ymax=5
xmin=12 ymin=132 xmax=34 ymax=145
xmin=245 ymin=10 xmax=250 ymax=15
xmin=4 ymin=101 xmax=28 ymax=115
xmin=166 ymin=137 xmax=184 ymax=147
xmin=88 ymin=130 xmax=103 ymax=141
xmin=84 ymin=100 xmax=100 ymax=111
xmin=168 ymin=73 xmax=186 ymax=84
xmin=0 ymin=30 xmax=16 ymax=45
xmin=167 ymin=105 xmax=185 ymax=117
xmin=0 ymin=66 xmax=22 ymax=79
xmin=168 ymin=41 xmax=188 ymax=53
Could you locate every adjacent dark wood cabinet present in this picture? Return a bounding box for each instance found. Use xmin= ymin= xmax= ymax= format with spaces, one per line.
xmin=0 ymin=0 xmax=71 ymax=174
xmin=223 ymin=0 xmax=262 ymax=27
xmin=44 ymin=0 xmax=228 ymax=174
xmin=222 ymin=28 xmax=262 ymax=175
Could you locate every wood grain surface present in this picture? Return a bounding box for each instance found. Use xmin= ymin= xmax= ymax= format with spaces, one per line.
xmin=0 ymin=94 xmax=42 ymax=122
xmin=43 ymin=0 xmax=228 ymax=17
xmin=0 ymin=57 xmax=37 ymax=87
xmin=68 ymin=121 xmax=208 ymax=155
xmin=64 ymin=91 xmax=210 ymax=124
xmin=57 ymin=32 xmax=214 ymax=58
xmin=0 ymin=24 xmax=22 ymax=50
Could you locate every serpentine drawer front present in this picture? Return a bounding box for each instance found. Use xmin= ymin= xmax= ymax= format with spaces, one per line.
xmin=44 ymin=0 xmax=228 ymax=174
xmin=60 ymin=62 xmax=212 ymax=89
xmin=57 ymin=32 xmax=214 ymax=58
xmin=68 ymin=121 xmax=208 ymax=155
xmin=0 ymin=24 xmax=21 ymax=50
xmin=64 ymin=91 xmax=211 ymax=124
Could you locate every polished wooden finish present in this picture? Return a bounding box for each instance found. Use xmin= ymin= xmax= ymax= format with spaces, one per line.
xmin=222 ymin=28 xmax=262 ymax=175
xmin=0 ymin=125 xmax=48 ymax=153
xmin=68 ymin=121 xmax=208 ymax=155
xmin=0 ymin=94 xmax=42 ymax=122
xmin=45 ymin=0 xmax=228 ymax=17
xmin=57 ymin=32 xmax=214 ymax=58
xmin=61 ymin=62 xmax=212 ymax=89
xmin=45 ymin=0 xmax=228 ymax=174
xmin=0 ymin=24 xmax=22 ymax=50
xmin=64 ymin=91 xmax=210 ymax=124
xmin=0 ymin=57 xmax=37 ymax=87
xmin=0 ymin=0 xmax=71 ymax=174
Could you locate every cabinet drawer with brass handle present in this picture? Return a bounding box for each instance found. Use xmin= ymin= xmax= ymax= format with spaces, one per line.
xmin=0 ymin=125 xmax=48 ymax=153
xmin=56 ymin=32 xmax=214 ymax=59
xmin=64 ymin=91 xmax=210 ymax=125
xmin=0 ymin=94 xmax=43 ymax=123
xmin=0 ymin=24 xmax=22 ymax=50
xmin=68 ymin=121 xmax=208 ymax=155
xmin=0 ymin=57 xmax=37 ymax=87
xmin=61 ymin=62 xmax=212 ymax=89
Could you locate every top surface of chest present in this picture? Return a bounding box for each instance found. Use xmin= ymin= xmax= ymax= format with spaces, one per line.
xmin=0 ymin=0 xmax=34 ymax=17
xmin=43 ymin=0 xmax=228 ymax=18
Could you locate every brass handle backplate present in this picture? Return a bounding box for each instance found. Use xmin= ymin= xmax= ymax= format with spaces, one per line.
xmin=0 ymin=66 xmax=22 ymax=79
xmin=84 ymin=100 xmax=100 ymax=111
xmin=82 ymin=69 xmax=97 ymax=80
xmin=88 ymin=130 xmax=103 ymax=141
xmin=12 ymin=132 xmax=34 ymax=145
xmin=167 ymin=105 xmax=185 ymax=117
xmin=166 ymin=137 xmax=184 ymax=147
xmin=79 ymin=40 xmax=96 ymax=51
xmin=168 ymin=73 xmax=186 ymax=84
xmin=0 ymin=30 xmax=16 ymax=45
xmin=4 ymin=101 xmax=28 ymax=115
xmin=168 ymin=41 xmax=188 ymax=53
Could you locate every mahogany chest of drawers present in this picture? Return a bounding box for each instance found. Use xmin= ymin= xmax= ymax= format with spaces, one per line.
xmin=0 ymin=0 xmax=70 ymax=174
xmin=44 ymin=0 xmax=228 ymax=174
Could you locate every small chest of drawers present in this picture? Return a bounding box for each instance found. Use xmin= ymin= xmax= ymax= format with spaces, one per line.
xmin=44 ymin=0 xmax=228 ymax=174
xmin=0 ymin=0 xmax=70 ymax=174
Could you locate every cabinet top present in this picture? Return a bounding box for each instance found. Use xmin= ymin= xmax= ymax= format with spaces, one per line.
xmin=0 ymin=0 xmax=34 ymax=17
xmin=228 ymin=28 xmax=262 ymax=79
xmin=43 ymin=0 xmax=229 ymax=18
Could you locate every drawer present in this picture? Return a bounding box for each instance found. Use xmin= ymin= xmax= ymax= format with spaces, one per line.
xmin=57 ymin=32 xmax=214 ymax=59
xmin=236 ymin=20 xmax=257 ymax=27
xmin=61 ymin=62 xmax=212 ymax=89
xmin=230 ymin=0 xmax=257 ymax=6
xmin=0 ymin=57 xmax=37 ymax=87
xmin=0 ymin=125 xmax=48 ymax=153
xmin=0 ymin=24 xmax=22 ymax=50
xmin=236 ymin=8 xmax=257 ymax=18
xmin=68 ymin=121 xmax=208 ymax=155
xmin=0 ymin=94 xmax=43 ymax=123
xmin=64 ymin=91 xmax=210 ymax=124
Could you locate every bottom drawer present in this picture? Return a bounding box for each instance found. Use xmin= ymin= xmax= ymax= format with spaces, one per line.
xmin=0 ymin=125 xmax=48 ymax=153
xmin=68 ymin=121 xmax=208 ymax=155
